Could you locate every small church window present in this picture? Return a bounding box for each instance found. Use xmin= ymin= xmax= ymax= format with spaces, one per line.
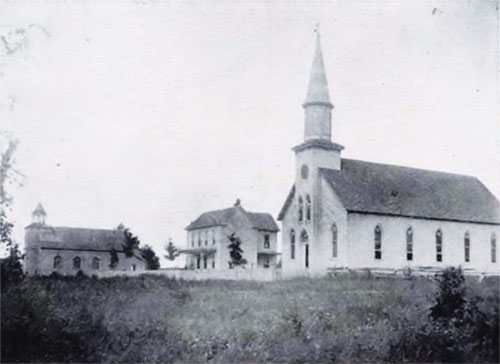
xmin=290 ymin=230 xmax=296 ymax=260
xmin=464 ymin=232 xmax=470 ymax=262
xmin=264 ymin=234 xmax=270 ymax=249
xmin=53 ymin=255 xmax=62 ymax=269
xmin=492 ymin=233 xmax=497 ymax=263
xmin=332 ymin=223 xmax=338 ymax=258
xmin=298 ymin=196 xmax=304 ymax=223
xmin=374 ymin=225 xmax=382 ymax=260
xmin=92 ymin=257 xmax=100 ymax=269
xmin=300 ymin=229 xmax=308 ymax=243
xmin=406 ymin=227 xmax=413 ymax=261
xmin=73 ymin=256 xmax=81 ymax=270
xmin=436 ymin=230 xmax=443 ymax=262
xmin=306 ymin=194 xmax=311 ymax=223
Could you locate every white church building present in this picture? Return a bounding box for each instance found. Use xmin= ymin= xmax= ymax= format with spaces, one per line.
xmin=277 ymin=33 xmax=500 ymax=277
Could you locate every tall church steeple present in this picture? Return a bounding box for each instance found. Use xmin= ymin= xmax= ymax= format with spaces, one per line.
xmin=303 ymin=30 xmax=334 ymax=141
xmin=293 ymin=30 xmax=343 ymax=171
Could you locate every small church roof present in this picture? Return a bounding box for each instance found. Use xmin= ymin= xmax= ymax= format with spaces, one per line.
xmin=32 ymin=226 xmax=129 ymax=252
xmin=186 ymin=205 xmax=279 ymax=232
xmin=278 ymin=159 xmax=500 ymax=224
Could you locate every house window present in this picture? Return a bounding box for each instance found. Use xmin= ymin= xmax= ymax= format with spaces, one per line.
xmin=131 ymin=264 xmax=136 ymax=271
xmin=374 ymin=225 xmax=382 ymax=260
xmin=464 ymin=232 xmax=470 ymax=262
xmin=92 ymin=257 xmax=100 ymax=270
xmin=436 ymin=230 xmax=443 ymax=262
xmin=332 ymin=223 xmax=338 ymax=258
xmin=191 ymin=236 xmax=194 ymax=248
xmin=298 ymin=196 xmax=304 ymax=223
xmin=53 ymin=255 xmax=62 ymax=269
xmin=305 ymin=194 xmax=311 ymax=223
xmin=406 ymin=227 xmax=413 ymax=261
xmin=73 ymin=256 xmax=81 ymax=270
xmin=263 ymin=257 xmax=270 ymax=268
xmin=264 ymin=234 xmax=270 ymax=249
xmin=198 ymin=232 xmax=201 ymax=247
xmin=212 ymin=231 xmax=216 ymax=245
xmin=196 ymin=254 xmax=201 ymax=269
xmin=205 ymin=231 xmax=208 ymax=246
xmin=212 ymin=259 xmax=215 ymax=269
xmin=203 ymin=255 xmax=207 ymax=269
xmin=291 ymin=229 xmax=296 ymax=260
xmin=300 ymin=229 xmax=308 ymax=243
xmin=492 ymin=233 xmax=497 ymax=263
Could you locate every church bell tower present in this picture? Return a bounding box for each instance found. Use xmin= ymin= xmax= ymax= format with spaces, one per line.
xmin=294 ymin=31 xmax=344 ymax=186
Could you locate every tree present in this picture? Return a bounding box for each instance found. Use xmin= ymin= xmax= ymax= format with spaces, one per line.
xmin=122 ymin=227 xmax=140 ymax=258
xmin=164 ymin=239 xmax=180 ymax=261
xmin=109 ymin=248 xmax=119 ymax=269
xmin=140 ymin=245 xmax=160 ymax=270
xmin=0 ymin=135 xmax=24 ymax=286
xmin=227 ymin=232 xmax=247 ymax=268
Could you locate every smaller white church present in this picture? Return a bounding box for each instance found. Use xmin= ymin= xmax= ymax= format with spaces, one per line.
xmin=278 ymin=33 xmax=500 ymax=277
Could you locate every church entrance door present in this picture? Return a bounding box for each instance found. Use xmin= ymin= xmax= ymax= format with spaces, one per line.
xmin=305 ymin=244 xmax=309 ymax=268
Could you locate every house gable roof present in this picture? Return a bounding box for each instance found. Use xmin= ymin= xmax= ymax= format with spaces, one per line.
xmin=320 ymin=159 xmax=500 ymax=224
xmin=186 ymin=206 xmax=279 ymax=232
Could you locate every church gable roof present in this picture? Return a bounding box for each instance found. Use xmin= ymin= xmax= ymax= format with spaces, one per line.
xmin=320 ymin=159 xmax=500 ymax=224
xmin=186 ymin=206 xmax=279 ymax=232
xmin=36 ymin=226 xmax=127 ymax=251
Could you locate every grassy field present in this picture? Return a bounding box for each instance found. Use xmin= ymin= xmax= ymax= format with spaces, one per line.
xmin=1 ymin=271 xmax=499 ymax=363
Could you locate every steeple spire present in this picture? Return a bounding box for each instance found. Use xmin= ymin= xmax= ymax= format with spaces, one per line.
xmin=303 ymin=28 xmax=333 ymax=108
xmin=301 ymin=29 xmax=334 ymax=142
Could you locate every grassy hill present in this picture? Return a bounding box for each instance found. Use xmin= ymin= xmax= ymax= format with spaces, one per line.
xmin=1 ymin=271 xmax=499 ymax=363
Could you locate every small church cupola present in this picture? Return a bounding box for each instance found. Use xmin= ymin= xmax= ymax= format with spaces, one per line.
xmin=32 ymin=203 xmax=47 ymax=225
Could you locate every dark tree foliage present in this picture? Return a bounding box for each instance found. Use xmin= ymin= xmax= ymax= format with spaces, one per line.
xmin=227 ymin=233 xmax=247 ymax=268
xmin=109 ymin=248 xmax=119 ymax=269
xmin=122 ymin=228 xmax=140 ymax=258
xmin=141 ymin=245 xmax=160 ymax=270
xmin=431 ymin=266 xmax=466 ymax=321
xmin=390 ymin=267 xmax=499 ymax=363
xmin=0 ymin=137 xmax=25 ymax=286
xmin=164 ymin=240 xmax=180 ymax=261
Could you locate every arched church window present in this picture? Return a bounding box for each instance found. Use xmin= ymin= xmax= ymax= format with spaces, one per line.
xmin=436 ymin=230 xmax=443 ymax=262
xmin=332 ymin=223 xmax=338 ymax=258
xmin=492 ymin=233 xmax=497 ymax=263
xmin=92 ymin=257 xmax=100 ymax=270
xmin=306 ymin=194 xmax=312 ymax=223
xmin=300 ymin=229 xmax=308 ymax=243
xmin=290 ymin=229 xmax=296 ymax=260
xmin=73 ymin=256 xmax=81 ymax=270
xmin=464 ymin=232 xmax=470 ymax=262
xmin=53 ymin=255 xmax=62 ymax=269
xmin=298 ymin=196 xmax=304 ymax=223
xmin=374 ymin=225 xmax=382 ymax=260
xmin=406 ymin=227 xmax=413 ymax=261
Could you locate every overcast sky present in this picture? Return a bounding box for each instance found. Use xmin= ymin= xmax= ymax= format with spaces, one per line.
xmin=1 ymin=0 xmax=499 ymax=266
